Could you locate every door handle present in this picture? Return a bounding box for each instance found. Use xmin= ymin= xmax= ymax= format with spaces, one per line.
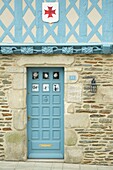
xmin=27 ymin=115 xmax=31 ymax=121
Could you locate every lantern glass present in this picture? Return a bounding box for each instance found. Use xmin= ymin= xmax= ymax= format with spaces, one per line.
xmin=91 ymin=78 xmax=97 ymax=93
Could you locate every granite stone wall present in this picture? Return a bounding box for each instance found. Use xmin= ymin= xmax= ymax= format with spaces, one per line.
xmin=65 ymin=54 xmax=113 ymax=165
xmin=0 ymin=54 xmax=113 ymax=165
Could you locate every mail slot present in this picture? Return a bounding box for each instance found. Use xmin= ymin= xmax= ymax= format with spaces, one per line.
xmin=39 ymin=144 xmax=52 ymax=147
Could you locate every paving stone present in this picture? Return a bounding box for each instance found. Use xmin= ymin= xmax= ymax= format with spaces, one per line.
xmin=34 ymin=168 xmax=51 ymax=170
xmin=0 ymin=168 xmax=15 ymax=170
xmin=35 ymin=162 xmax=52 ymax=168
xmin=63 ymin=163 xmax=80 ymax=169
xmin=52 ymin=163 xmax=63 ymax=170
xmin=80 ymin=164 xmax=98 ymax=170
xmin=0 ymin=161 xmax=18 ymax=169
xmin=16 ymin=162 xmax=36 ymax=170
xmin=97 ymin=166 xmax=113 ymax=170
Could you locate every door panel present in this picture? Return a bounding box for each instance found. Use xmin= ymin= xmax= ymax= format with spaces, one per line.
xmin=27 ymin=67 xmax=64 ymax=158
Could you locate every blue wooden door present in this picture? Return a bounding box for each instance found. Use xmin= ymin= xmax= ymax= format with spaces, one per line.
xmin=27 ymin=67 xmax=64 ymax=158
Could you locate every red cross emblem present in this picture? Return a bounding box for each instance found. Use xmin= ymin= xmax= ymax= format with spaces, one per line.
xmin=44 ymin=6 xmax=56 ymax=18
xmin=42 ymin=2 xmax=59 ymax=23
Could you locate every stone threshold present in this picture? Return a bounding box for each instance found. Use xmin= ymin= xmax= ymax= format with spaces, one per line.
xmin=27 ymin=159 xmax=64 ymax=163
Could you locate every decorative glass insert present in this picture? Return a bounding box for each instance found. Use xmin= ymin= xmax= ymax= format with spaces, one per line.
xmin=32 ymin=84 xmax=39 ymax=92
xmin=32 ymin=72 xmax=39 ymax=79
xmin=43 ymin=72 xmax=49 ymax=79
xmin=53 ymin=72 xmax=59 ymax=79
xmin=53 ymin=84 xmax=60 ymax=92
xmin=43 ymin=84 xmax=49 ymax=92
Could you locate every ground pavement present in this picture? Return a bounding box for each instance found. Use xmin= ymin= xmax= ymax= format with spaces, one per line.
xmin=0 ymin=161 xmax=113 ymax=170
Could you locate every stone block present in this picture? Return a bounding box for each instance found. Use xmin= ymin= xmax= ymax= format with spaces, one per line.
xmin=8 ymin=90 xmax=26 ymax=109
xmin=17 ymin=55 xmax=74 ymax=66
xmin=2 ymin=80 xmax=11 ymax=85
xmin=0 ymin=91 xmax=5 ymax=96
xmin=67 ymin=104 xmax=74 ymax=113
xmin=65 ymin=113 xmax=90 ymax=128
xmin=107 ymin=143 xmax=113 ymax=149
xmin=13 ymin=110 xmax=26 ymax=130
xmin=65 ymin=66 xmax=82 ymax=72
xmin=65 ymin=146 xmax=83 ymax=163
xmin=6 ymin=66 xmax=24 ymax=73
xmin=99 ymin=118 xmax=112 ymax=123
xmin=5 ymin=131 xmax=26 ymax=160
xmin=111 ymin=119 xmax=113 ymax=130
xmin=65 ymin=130 xmax=77 ymax=146
xmin=13 ymin=73 xmax=26 ymax=89
xmin=66 ymin=84 xmax=82 ymax=103
xmin=96 ymin=87 xmax=113 ymax=103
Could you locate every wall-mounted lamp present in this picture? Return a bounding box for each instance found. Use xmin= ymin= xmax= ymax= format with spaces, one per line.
xmin=91 ymin=78 xmax=97 ymax=93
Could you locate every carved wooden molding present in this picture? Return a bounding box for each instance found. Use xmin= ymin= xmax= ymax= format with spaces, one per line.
xmin=0 ymin=44 xmax=112 ymax=55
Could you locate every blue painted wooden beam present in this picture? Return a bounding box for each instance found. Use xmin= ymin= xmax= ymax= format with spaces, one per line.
xmin=0 ymin=43 xmax=113 ymax=55
xmin=103 ymin=0 xmax=113 ymax=42
xmin=36 ymin=0 xmax=43 ymax=43
xmin=58 ymin=0 xmax=66 ymax=43
xmin=79 ymin=0 xmax=88 ymax=42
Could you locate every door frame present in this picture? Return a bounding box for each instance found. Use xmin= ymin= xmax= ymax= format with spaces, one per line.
xmin=27 ymin=67 xmax=64 ymax=159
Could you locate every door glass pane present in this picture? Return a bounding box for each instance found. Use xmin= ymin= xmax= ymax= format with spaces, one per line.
xmin=32 ymin=72 xmax=39 ymax=79
xmin=43 ymin=84 xmax=49 ymax=92
xmin=53 ymin=84 xmax=60 ymax=92
xmin=53 ymin=72 xmax=59 ymax=79
xmin=43 ymin=72 xmax=49 ymax=79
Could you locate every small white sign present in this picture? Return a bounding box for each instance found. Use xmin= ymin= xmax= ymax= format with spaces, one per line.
xmin=42 ymin=2 xmax=59 ymax=23
xmin=67 ymin=84 xmax=82 ymax=103
xmin=32 ymin=84 xmax=39 ymax=91
xmin=43 ymin=84 xmax=49 ymax=91
xmin=53 ymin=84 xmax=60 ymax=92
